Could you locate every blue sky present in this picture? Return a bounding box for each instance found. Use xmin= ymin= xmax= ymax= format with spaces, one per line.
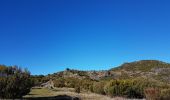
xmin=0 ymin=0 xmax=170 ymax=75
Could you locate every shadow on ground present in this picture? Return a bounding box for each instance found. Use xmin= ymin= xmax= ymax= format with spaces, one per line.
xmin=23 ymin=95 xmax=80 ymax=100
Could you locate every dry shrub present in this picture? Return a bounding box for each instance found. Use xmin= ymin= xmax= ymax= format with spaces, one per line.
xmin=144 ymin=88 xmax=160 ymax=100
xmin=160 ymin=89 xmax=170 ymax=100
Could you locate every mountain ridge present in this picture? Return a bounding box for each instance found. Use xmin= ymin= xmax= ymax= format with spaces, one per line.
xmin=40 ymin=60 xmax=170 ymax=84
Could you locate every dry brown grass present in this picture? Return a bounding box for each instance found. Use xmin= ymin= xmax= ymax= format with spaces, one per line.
xmin=24 ymin=87 xmax=57 ymax=97
xmin=24 ymin=87 xmax=145 ymax=100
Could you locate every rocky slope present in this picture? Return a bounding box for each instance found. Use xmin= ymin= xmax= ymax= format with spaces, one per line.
xmin=46 ymin=60 xmax=170 ymax=83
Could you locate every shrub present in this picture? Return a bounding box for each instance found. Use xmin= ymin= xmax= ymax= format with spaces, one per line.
xmin=30 ymin=75 xmax=48 ymax=86
xmin=75 ymin=86 xmax=81 ymax=93
xmin=80 ymin=78 xmax=93 ymax=91
xmin=160 ymin=89 xmax=170 ymax=100
xmin=64 ymin=77 xmax=80 ymax=88
xmin=53 ymin=78 xmax=65 ymax=87
xmin=93 ymin=81 xmax=106 ymax=95
xmin=144 ymin=88 xmax=160 ymax=100
xmin=104 ymin=79 xmax=156 ymax=98
xmin=53 ymin=77 xmax=94 ymax=92
xmin=104 ymin=80 xmax=124 ymax=97
xmin=0 ymin=65 xmax=32 ymax=99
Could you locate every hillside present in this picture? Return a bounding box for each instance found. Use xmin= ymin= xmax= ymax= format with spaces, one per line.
xmin=47 ymin=69 xmax=110 ymax=80
xmin=27 ymin=60 xmax=170 ymax=99
xmin=111 ymin=60 xmax=170 ymax=71
xmin=109 ymin=60 xmax=170 ymax=83
xmin=38 ymin=60 xmax=170 ymax=84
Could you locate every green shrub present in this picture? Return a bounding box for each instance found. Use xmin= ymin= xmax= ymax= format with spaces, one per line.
xmin=93 ymin=82 xmax=106 ymax=95
xmin=53 ymin=77 xmax=94 ymax=92
xmin=0 ymin=65 xmax=32 ymax=99
xmin=104 ymin=79 xmax=156 ymax=98
xmin=104 ymin=80 xmax=124 ymax=97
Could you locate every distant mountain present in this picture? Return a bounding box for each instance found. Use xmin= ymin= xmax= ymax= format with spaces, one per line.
xmin=45 ymin=60 xmax=170 ymax=83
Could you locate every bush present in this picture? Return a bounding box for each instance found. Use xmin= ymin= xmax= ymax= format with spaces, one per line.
xmin=53 ymin=78 xmax=65 ymax=87
xmin=53 ymin=77 xmax=94 ymax=92
xmin=0 ymin=65 xmax=32 ymax=99
xmin=75 ymin=86 xmax=81 ymax=93
xmin=144 ymin=88 xmax=170 ymax=100
xmin=159 ymin=89 xmax=170 ymax=100
xmin=104 ymin=79 xmax=157 ymax=98
xmin=93 ymin=81 xmax=106 ymax=95
xmin=144 ymin=88 xmax=160 ymax=100
xmin=80 ymin=78 xmax=93 ymax=91
xmin=30 ymin=75 xmax=48 ymax=86
xmin=64 ymin=77 xmax=79 ymax=88
xmin=104 ymin=80 xmax=124 ymax=97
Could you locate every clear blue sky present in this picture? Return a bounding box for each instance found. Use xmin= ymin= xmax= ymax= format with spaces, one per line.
xmin=0 ymin=0 xmax=170 ymax=75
